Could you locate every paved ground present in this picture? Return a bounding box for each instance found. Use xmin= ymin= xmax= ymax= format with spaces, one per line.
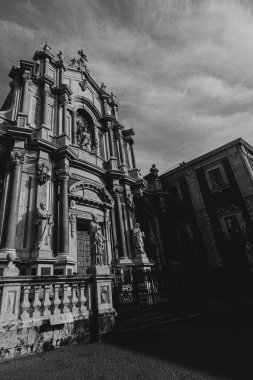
xmin=1 ymin=305 xmax=253 ymax=380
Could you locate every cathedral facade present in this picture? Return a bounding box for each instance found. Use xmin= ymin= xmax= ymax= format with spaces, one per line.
xmin=0 ymin=43 xmax=151 ymax=276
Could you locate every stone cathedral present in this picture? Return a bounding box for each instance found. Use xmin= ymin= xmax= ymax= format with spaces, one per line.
xmin=0 ymin=43 xmax=152 ymax=276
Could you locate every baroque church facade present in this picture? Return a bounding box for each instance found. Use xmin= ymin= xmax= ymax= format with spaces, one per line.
xmin=0 ymin=43 xmax=160 ymax=276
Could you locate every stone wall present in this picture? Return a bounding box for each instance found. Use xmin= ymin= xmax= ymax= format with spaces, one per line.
xmin=0 ymin=318 xmax=90 ymax=361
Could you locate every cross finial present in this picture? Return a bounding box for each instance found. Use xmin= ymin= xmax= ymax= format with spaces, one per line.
xmin=77 ymin=49 xmax=88 ymax=62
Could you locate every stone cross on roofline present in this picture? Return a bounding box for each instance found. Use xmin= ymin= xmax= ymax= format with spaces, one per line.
xmin=78 ymin=49 xmax=88 ymax=62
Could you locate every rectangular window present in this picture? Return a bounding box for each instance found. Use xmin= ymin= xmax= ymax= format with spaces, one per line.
xmin=208 ymin=168 xmax=224 ymax=187
xmin=169 ymin=184 xmax=182 ymax=202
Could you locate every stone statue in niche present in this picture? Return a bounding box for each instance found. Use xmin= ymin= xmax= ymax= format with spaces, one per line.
xmin=34 ymin=202 xmax=54 ymax=249
xmin=90 ymin=213 xmax=105 ymax=265
xmin=133 ymin=222 xmax=146 ymax=255
xmin=76 ymin=117 xmax=91 ymax=151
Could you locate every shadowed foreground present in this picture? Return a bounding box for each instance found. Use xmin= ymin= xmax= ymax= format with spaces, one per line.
xmin=1 ymin=305 xmax=253 ymax=380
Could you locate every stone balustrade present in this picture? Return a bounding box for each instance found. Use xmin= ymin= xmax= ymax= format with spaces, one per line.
xmin=0 ymin=275 xmax=92 ymax=326
xmin=0 ymin=273 xmax=116 ymax=360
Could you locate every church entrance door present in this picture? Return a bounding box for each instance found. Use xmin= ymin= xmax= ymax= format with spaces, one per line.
xmin=77 ymin=221 xmax=91 ymax=273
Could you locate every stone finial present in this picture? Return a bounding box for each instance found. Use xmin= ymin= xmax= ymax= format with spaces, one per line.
xmin=100 ymin=82 xmax=106 ymax=92
xmin=57 ymin=50 xmax=65 ymax=62
xmin=43 ymin=41 xmax=52 ymax=53
xmin=78 ymin=49 xmax=88 ymax=61
xmin=110 ymin=92 xmax=116 ymax=102
xmin=70 ymin=58 xmax=78 ymax=68
xmin=150 ymin=164 xmax=159 ymax=178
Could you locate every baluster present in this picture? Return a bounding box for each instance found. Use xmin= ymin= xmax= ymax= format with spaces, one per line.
xmin=20 ymin=285 xmax=31 ymax=320
xmin=53 ymin=284 xmax=62 ymax=315
xmin=71 ymin=284 xmax=79 ymax=314
xmin=62 ymin=284 xmax=70 ymax=313
xmin=79 ymin=283 xmax=87 ymax=314
xmin=42 ymin=284 xmax=52 ymax=318
xmin=32 ymin=285 xmax=42 ymax=318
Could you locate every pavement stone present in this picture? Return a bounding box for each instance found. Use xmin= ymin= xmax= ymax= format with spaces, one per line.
xmin=1 ymin=305 xmax=253 ymax=380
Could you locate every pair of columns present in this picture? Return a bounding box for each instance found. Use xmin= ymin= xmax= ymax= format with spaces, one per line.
xmin=1 ymin=151 xmax=130 ymax=265
xmin=107 ymin=123 xmax=136 ymax=170
xmin=0 ymin=153 xmax=70 ymax=260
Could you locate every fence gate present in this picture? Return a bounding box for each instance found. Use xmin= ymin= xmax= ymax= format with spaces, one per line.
xmin=112 ymin=266 xmax=169 ymax=316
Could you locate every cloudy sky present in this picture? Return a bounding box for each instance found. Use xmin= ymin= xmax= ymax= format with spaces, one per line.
xmin=1 ymin=0 xmax=253 ymax=174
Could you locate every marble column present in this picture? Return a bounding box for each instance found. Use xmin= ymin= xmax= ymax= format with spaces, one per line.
xmin=129 ymin=141 xmax=137 ymax=169
xmin=93 ymin=124 xmax=99 ymax=154
xmin=42 ymin=85 xmax=50 ymax=126
xmin=58 ymin=171 xmax=69 ymax=255
xmin=71 ymin=111 xmax=77 ymax=144
xmin=107 ymin=122 xmax=116 ymax=157
xmin=116 ymin=129 xmax=128 ymax=172
xmin=0 ymin=151 xmax=25 ymax=256
xmin=21 ymin=74 xmax=30 ymax=114
xmin=114 ymin=190 xmax=128 ymax=259
xmin=62 ymin=96 xmax=68 ymax=135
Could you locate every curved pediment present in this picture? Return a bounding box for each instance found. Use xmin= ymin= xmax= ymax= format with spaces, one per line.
xmin=69 ymin=181 xmax=114 ymax=209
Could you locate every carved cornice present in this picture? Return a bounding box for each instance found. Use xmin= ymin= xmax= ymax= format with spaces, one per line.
xmin=125 ymin=191 xmax=135 ymax=210
xmin=10 ymin=151 xmax=26 ymax=166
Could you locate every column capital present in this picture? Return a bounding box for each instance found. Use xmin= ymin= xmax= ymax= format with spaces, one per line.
xmin=60 ymin=94 xmax=69 ymax=105
xmin=23 ymin=73 xmax=31 ymax=84
xmin=42 ymin=84 xmax=51 ymax=96
xmin=115 ymin=129 xmax=122 ymax=139
xmin=112 ymin=188 xmax=123 ymax=198
xmin=10 ymin=151 xmax=26 ymax=166
xmin=128 ymin=137 xmax=134 ymax=146
xmin=56 ymin=168 xmax=69 ymax=181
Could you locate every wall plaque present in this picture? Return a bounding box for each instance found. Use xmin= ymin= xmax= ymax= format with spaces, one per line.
xmin=50 ymin=312 xmax=74 ymax=325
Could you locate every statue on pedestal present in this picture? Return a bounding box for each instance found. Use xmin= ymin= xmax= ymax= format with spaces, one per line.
xmin=76 ymin=117 xmax=91 ymax=151
xmin=133 ymin=222 xmax=145 ymax=255
xmin=90 ymin=214 xmax=105 ymax=265
xmin=34 ymin=202 xmax=53 ymax=249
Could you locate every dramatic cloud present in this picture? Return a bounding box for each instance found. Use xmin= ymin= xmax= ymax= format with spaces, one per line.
xmin=1 ymin=0 xmax=253 ymax=173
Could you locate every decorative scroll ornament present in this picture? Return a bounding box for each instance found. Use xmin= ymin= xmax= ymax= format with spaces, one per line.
xmin=79 ymin=78 xmax=87 ymax=91
xmin=10 ymin=151 xmax=26 ymax=166
xmin=69 ymin=214 xmax=76 ymax=237
xmin=126 ymin=192 xmax=135 ymax=210
xmin=37 ymin=160 xmax=51 ymax=185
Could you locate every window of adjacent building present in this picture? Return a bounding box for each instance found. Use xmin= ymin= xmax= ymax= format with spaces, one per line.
xmin=205 ymin=163 xmax=229 ymax=192
xmin=208 ymin=167 xmax=224 ymax=187
xmin=168 ymin=183 xmax=182 ymax=202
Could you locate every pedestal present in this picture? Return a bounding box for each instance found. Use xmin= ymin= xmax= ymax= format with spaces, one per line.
xmin=119 ymin=256 xmax=133 ymax=265
xmin=54 ymin=255 xmax=75 ymax=275
xmin=3 ymin=261 xmax=19 ymax=277
xmin=107 ymin=157 xmax=119 ymax=171
xmin=38 ymin=124 xmax=50 ymax=140
xmin=17 ymin=113 xmax=28 ymax=128
xmin=90 ymin=272 xmax=117 ymax=341
xmin=86 ymin=264 xmax=110 ymax=275
xmin=56 ymin=134 xmax=70 ymax=147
